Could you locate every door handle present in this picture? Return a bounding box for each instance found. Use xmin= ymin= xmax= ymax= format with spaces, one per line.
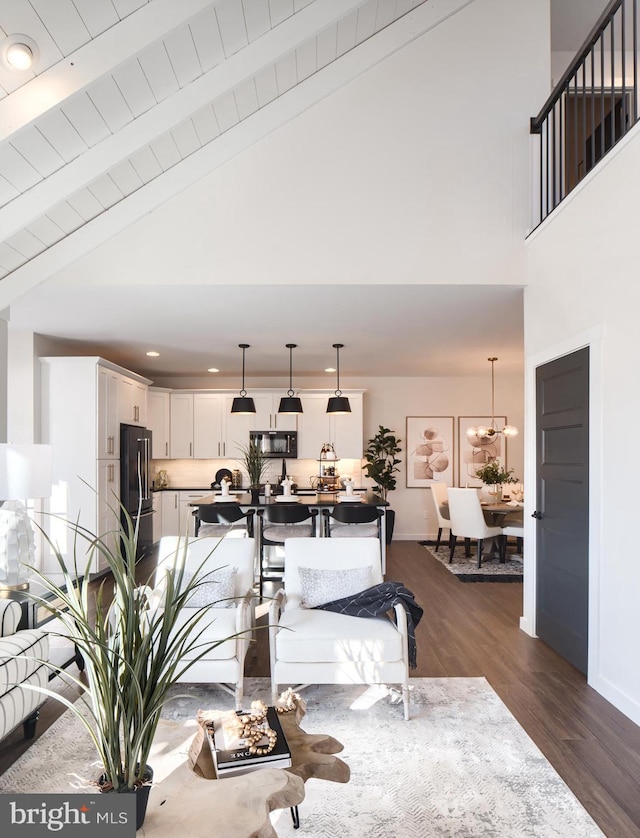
xmin=531 ymin=511 xmax=543 ymax=519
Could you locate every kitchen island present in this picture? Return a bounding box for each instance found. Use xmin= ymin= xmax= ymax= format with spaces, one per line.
xmin=190 ymin=490 xmax=389 ymax=570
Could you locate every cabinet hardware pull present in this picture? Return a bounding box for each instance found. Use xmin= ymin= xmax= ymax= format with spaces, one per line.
xmin=174 ymin=496 xmax=177 ymax=509
xmin=189 ymin=442 xmax=192 ymax=457
xmin=165 ymin=442 xmax=168 ymax=455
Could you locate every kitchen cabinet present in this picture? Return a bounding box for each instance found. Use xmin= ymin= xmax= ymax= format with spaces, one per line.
xmin=170 ymin=393 xmax=195 ymax=458
xmin=118 ymin=375 xmax=147 ymax=426
xmin=97 ymin=460 xmax=120 ymax=572
xmin=179 ymin=490 xmax=210 ymax=536
xmin=297 ymin=392 xmax=364 ymax=460
xmin=160 ymin=491 xmax=180 ymax=536
xmin=159 ymin=490 xmax=210 ymax=537
xmin=194 ymin=394 xmax=224 ymax=458
xmin=148 ymin=389 xmax=171 ymax=459
xmin=97 ymin=365 xmax=120 ymax=459
xmin=170 ymin=393 xmax=224 ymax=458
xmin=221 ymin=392 xmax=295 ymax=459
xmin=40 ymin=356 xmax=152 ymax=577
xmin=252 ymin=392 xmax=297 ymax=432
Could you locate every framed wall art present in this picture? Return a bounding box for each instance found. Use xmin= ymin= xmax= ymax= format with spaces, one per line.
xmin=406 ymin=416 xmax=454 ymax=488
xmin=457 ymin=416 xmax=507 ymax=487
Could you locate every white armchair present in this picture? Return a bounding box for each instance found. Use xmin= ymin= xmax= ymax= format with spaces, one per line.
xmin=155 ymin=536 xmax=255 ymax=710
xmin=269 ymin=538 xmax=411 ymax=720
xmin=0 ymin=599 xmax=49 ymax=742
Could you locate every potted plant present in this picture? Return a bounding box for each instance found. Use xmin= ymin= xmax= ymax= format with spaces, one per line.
xmin=27 ymin=506 xmax=231 ymax=829
xmin=474 ymin=458 xmax=517 ymax=501
xmin=363 ymin=425 xmax=402 ymax=543
xmin=237 ymin=440 xmax=270 ymax=503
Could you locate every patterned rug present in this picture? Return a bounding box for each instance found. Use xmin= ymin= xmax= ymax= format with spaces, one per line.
xmin=0 ymin=678 xmax=601 ymax=837
xmin=419 ymin=541 xmax=523 ymax=582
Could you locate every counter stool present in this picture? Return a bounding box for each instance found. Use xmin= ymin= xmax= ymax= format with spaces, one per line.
xmin=193 ymin=505 xmax=255 ymax=539
xmin=257 ymin=506 xmax=318 ymax=598
xmin=322 ymin=505 xmax=383 ymax=539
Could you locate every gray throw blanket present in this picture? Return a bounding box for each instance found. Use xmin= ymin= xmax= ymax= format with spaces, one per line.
xmin=314 ymin=582 xmax=423 ymax=669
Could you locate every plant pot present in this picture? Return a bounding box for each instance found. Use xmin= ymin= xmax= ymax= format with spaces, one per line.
xmin=99 ymin=765 xmax=153 ymax=830
xmin=249 ymin=486 xmax=261 ymax=504
xmin=385 ymin=509 xmax=395 ymax=545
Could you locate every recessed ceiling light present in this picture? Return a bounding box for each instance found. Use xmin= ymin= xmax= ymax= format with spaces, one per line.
xmin=146 ymin=351 xmax=160 ymax=357
xmin=208 ymin=367 xmax=219 ymax=373
xmin=325 ymin=367 xmax=336 ymax=373
xmin=0 ymin=35 xmax=38 ymax=72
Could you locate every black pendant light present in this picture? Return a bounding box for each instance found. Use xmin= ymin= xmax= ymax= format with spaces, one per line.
xmin=230 ymin=343 xmax=256 ymax=414
xmin=326 ymin=343 xmax=351 ymax=414
xmin=278 ymin=343 xmax=303 ymax=414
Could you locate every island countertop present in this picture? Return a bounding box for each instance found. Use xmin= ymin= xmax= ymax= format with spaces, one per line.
xmin=188 ymin=490 xmax=388 ymax=507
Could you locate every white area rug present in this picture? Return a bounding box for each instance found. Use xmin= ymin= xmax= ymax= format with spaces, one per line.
xmin=0 ymin=678 xmax=602 ymax=837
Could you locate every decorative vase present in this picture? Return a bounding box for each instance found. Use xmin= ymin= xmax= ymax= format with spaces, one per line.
xmin=486 ymin=484 xmax=503 ymax=503
xmin=249 ymin=486 xmax=261 ymax=504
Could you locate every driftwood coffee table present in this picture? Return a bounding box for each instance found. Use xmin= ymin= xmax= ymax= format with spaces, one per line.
xmin=140 ymin=691 xmax=349 ymax=838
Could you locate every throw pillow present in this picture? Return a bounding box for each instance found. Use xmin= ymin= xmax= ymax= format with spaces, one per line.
xmin=298 ymin=565 xmax=373 ymax=608
xmin=180 ymin=567 xmax=237 ymax=608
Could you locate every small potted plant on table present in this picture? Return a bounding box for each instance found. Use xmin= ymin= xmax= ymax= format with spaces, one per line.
xmin=474 ymin=458 xmax=517 ymax=502
xmin=237 ymin=440 xmax=270 ymax=504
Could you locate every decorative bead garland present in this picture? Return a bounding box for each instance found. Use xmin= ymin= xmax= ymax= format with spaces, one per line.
xmin=224 ymin=699 xmax=277 ymax=756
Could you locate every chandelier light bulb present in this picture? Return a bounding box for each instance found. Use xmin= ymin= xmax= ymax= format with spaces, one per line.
xmin=502 ymin=425 xmax=519 ymax=437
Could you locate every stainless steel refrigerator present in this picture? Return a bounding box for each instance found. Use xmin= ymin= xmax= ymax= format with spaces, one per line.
xmin=120 ymin=423 xmax=153 ymax=558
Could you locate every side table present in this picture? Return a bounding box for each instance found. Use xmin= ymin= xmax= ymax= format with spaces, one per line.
xmin=140 ymin=692 xmax=349 ymax=838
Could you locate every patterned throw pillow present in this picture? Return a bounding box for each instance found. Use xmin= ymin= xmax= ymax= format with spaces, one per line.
xmin=181 ymin=568 xmax=237 ymax=608
xmin=298 ymin=566 xmax=373 ymax=608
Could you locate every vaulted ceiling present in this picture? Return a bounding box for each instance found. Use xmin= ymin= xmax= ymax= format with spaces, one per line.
xmin=0 ymin=1 xmax=600 ymax=380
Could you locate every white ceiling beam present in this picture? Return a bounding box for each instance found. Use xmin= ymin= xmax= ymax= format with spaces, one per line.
xmin=0 ymin=0 xmax=369 ymax=242
xmin=0 ymin=0 xmax=477 ymax=311
xmin=0 ymin=0 xmax=215 ymax=140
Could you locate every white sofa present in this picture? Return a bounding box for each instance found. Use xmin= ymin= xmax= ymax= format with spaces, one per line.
xmin=154 ymin=536 xmax=255 ymax=709
xmin=0 ymin=599 xmax=49 ymax=742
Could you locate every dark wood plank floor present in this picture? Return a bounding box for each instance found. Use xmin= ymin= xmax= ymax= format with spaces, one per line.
xmin=1 ymin=541 xmax=639 ymax=837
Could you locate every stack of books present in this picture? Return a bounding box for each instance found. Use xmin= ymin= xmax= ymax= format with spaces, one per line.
xmin=207 ymin=706 xmax=291 ymax=778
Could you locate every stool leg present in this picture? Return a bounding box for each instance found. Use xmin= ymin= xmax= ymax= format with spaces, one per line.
xmin=449 ymin=535 xmax=457 ymax=563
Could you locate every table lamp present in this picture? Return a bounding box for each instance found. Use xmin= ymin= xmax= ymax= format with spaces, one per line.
xmin=0 ymin=443 xmax=52 ymax=591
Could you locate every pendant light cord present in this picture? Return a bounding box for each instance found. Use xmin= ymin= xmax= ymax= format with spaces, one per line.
xmin=333 ymin=343 xmax=343 ymax=396
xmin=287 ymin=343 xmax=295 ymax=396
xmin=239 ymin=343 xmax=249 ymax=397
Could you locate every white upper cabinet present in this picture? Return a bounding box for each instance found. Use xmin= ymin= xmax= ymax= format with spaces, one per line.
xmin=170 ymin=393 xmax=195 ymax=458
xmin=147 ymin=390 xmax=171 ymax=459
xmin=169 ymin=393 xmax=225 ymax=458
xmin=97 ymin=365 xmax=120 ymax=459
xmin=297 ymin=392 xmax=364 ymax=460
xmin=118 ymin=375 xmax=147 ymax=426
xmin=193 ymin=393 xmax=224 ymax=458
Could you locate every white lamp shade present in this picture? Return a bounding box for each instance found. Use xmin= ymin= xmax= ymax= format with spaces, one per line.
xmin=0 ymin=444 xmax=52 ymax=499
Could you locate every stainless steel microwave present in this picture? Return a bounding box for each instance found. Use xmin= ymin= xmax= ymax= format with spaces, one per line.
xmin=249 ymin=430 xmax=297 ymax=458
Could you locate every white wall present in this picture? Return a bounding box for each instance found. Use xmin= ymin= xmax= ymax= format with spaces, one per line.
xmin=525 ymin=121 xmax=640 ymax=725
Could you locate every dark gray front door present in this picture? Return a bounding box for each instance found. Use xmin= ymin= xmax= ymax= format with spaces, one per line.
xmin=535 ymin=347 xmax=590 ymax=673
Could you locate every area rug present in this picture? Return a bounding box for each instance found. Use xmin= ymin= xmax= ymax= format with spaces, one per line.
xmin=419 ymin=541 xmax=523 ymax=582
xmin=0 ymin=678 xmax=601 ymax=837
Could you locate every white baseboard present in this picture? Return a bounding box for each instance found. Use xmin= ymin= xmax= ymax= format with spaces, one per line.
xmin=588 ymin=674 xmax=640 ymax=728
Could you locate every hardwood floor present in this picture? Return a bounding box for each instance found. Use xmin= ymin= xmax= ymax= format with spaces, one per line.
xmin=1 ymin=541 xmax=639 ymax=836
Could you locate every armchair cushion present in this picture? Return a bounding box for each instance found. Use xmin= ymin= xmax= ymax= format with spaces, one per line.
xmin=181 ymin=567 xmax=237 ymax=608
xmin=298 ymin=566 xmax=373 ymax=608
xmin=276 ymin=608 xmax=403 ymax=663
xmin=170 ymin=608 xmax=239 ymax=661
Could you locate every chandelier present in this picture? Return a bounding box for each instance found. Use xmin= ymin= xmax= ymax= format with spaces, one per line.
xmin=466 ymin=357 xmax=518 ymax=440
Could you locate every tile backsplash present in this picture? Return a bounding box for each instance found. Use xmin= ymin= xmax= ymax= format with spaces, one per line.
xmin=151 ymin=458 xmax=365 ymax=489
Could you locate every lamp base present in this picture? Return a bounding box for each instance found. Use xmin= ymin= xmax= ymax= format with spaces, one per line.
xmin=0 ymin=580 xmax=29 ymax=593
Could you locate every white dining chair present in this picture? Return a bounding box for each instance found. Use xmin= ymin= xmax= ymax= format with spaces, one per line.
xmin=429 ymin=482 xmax=451 ymax=552
xmin=446 ymin=488 xmax=504 ymax=568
